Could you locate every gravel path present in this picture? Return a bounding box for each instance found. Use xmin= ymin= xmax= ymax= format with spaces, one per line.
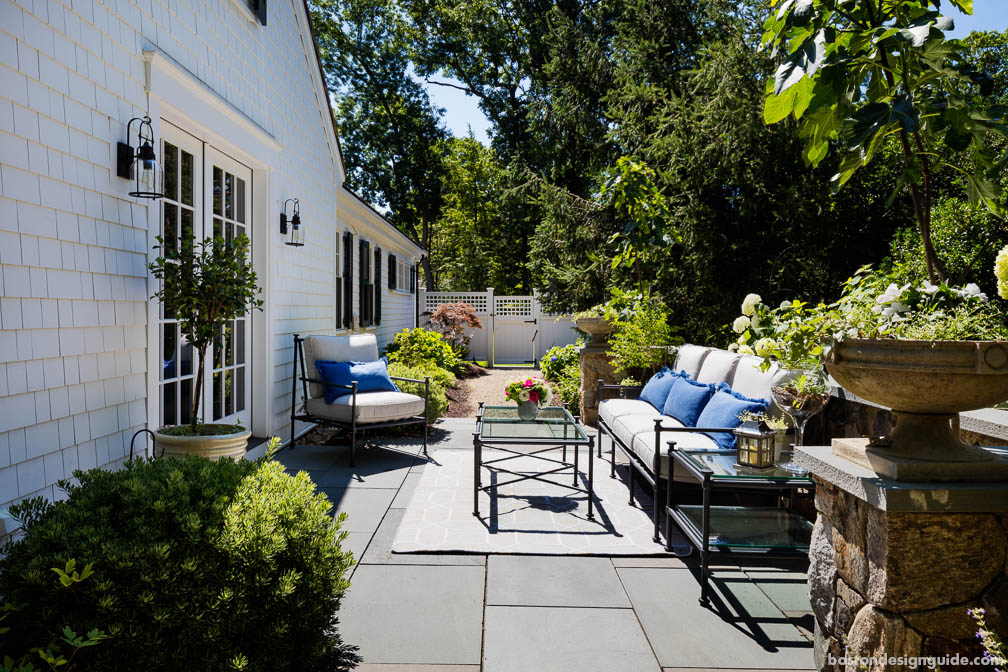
xmin=464 ymin=367 xmax=539 ymax=408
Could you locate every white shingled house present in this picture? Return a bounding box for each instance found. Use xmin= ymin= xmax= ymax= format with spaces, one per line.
xmin=0 ymin=0 xmax=425 ymax=513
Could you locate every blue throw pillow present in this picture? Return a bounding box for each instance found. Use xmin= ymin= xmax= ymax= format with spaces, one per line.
xmin=662 ymin=375 xmax=718 ymax=427
xmin=639 ymin=367 xmax=682 ymax=411
xmin=316 ymin=358 xmax=399 ymax=404
xmin=695 ymin=387 xmax=769 ymax=450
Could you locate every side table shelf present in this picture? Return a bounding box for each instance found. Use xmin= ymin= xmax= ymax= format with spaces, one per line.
xmin=665 ymin=447 xmax=815 ymax=607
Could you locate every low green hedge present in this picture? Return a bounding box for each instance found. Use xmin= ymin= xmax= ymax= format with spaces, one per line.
xmin=384 ymin=328 xmax=461 ymax=374
xmin=0 ymin=451 xmax=358 ymax=672
xmin=389 ymin=362 xmax=450 ymax=423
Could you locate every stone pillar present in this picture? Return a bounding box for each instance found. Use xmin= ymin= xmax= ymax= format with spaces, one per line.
xmin=798 ymin=446 xmax=1008 ymax=672
xmin=579 ymin=345 xmax=616 ymax=426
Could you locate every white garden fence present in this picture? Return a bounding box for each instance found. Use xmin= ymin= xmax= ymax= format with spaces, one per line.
xmin=419 ymin=288 xmax=579 ymax=366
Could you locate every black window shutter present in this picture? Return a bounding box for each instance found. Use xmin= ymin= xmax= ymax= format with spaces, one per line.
xmin=334 ymin=249 xmax=341 ymax=330
xmin=388 ymin=253 xmax=397 ymax=290
xmin=247 ymin=0 xmax=267 ymax=25
xmin=410 ymin=265 xmax=416 ymax=294
xmin=374 ymin=247 xmax=382 ymax=326
xmin=343 ymin=232 xmax=353 ymax=328
xmin=359 ymin=239 xmax=371 ymax=325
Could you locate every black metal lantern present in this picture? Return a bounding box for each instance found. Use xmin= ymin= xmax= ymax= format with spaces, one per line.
xmin=734 ymin=419 xmax=777 ymax=470
xmin=280 ymin=198 xmax=304 ymax=247
xmin=116 ymin=116 xmax=164 ymax=199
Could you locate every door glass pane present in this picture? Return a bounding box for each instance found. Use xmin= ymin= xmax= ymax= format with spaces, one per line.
xmin=180 ymin=338 xmax=193 ymax=376
xmin=224 ymin=369 xmax=233 ymax=417
xmin=225 ymin=173 xmax=233 ymax=220
xmin=181 ymin=151 xmax=194 ymax=206
xmin=214 ymin=217 xmax=222 ymax=239
xmin=225 ymin=322 xmax=233 ymax=367
xmin=180 ymin=378 xmax=192 ymax=426
xmin=163 ymin=381 xmax=177 ymax=426
xmin=181 ymin=208 xmax=194 ymax=244
xmin=236 ymin=369 xmax=245 ymax=412
xmin=162 ymin=324 xmax=176 ymax=380
xmin=236 ymin=320 xmax=245 ymax=364
xmin=164 ymin=142 xmax=178 ymax=201
xmin=213 ymin=166 xmax=222 ymax=216
xmin=163 ymin=202 xmax=177 ymax=255
xmin=213 ymin=372 xmax=222 ymax=421
xmin=214 ymin=327 xmax=222 ymax=369
xmin=236 ymin=178 xmax=245 ymax=224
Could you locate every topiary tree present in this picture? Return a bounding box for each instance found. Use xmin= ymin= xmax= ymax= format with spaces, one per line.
xmin=762 ymin=0 xmax=1008 ymax=284
xmin=149 ymin=234 xmax=263 ymax=432
xmin=0 ymin=444 xmax=359 ymax=672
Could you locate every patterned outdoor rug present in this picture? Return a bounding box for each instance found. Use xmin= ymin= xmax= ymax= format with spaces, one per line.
xmin=391 ymin=447 xmax=674 ymax=555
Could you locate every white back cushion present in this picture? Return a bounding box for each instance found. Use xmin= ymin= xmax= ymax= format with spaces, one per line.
xmin=695 ymin=350 xmax=741 ymax=385
xmin=729 ymin=356 xmax=781 ymax=401
xmin=673 ymin=344 xmax=710 ymax=379
xmin=303 ymin=334 xmax=380 ymax=399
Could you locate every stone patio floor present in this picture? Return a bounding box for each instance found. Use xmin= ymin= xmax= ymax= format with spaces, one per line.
xmin=277 ymin=418 xmax=815 ymax=672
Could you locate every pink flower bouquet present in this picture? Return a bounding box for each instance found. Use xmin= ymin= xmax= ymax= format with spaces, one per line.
xmin=504 ymin=377 xmax=552 ymax=407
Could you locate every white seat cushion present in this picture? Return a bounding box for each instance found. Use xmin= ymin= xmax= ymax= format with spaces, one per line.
xmin=695 ymin=350 xmax=741 ymax=385
xmin=631 ymin=430 xmax=719 ymax=479
xmin=673 ymin=344 xmax=710 ymax=379
xmin=610 ymin=413 xmax=682 ymax=449
xmin=303 ymin=334 xmax=380 ymax=399
xmin=306 ymin=391 xmax=424 ymax=424
xmin=599 ymin=398 xmax=658 ymax=428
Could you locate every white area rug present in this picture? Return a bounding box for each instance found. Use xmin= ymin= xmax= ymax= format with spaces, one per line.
xmin=391 ymin=447 xmax=672 ymax=555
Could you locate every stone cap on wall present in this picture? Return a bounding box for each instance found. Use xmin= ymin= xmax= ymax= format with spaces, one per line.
xmin=795 ymin=445 xmax=1008 ymax=513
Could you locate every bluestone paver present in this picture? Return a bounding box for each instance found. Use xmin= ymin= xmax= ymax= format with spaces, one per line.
xmin=483 ymin=606 xmax=660 ymax=672
xmin=359 ymin=507 xmax=486 ymax=567
xmin=324 ymin=487 xmax=399 ymax=533
xmin=618 ymin=568 xmax=813 ymax=669
xmin=486 ymin=555 xmax=631 ymax=608
xmin=338 ymin=565 xmax=485 ymax=665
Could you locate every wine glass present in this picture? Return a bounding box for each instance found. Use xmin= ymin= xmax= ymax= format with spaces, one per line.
xmin=771 ymin=368 xmax=831 ymax=472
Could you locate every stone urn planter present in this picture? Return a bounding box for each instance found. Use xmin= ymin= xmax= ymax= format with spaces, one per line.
xmin=153 ymin=425 xmax=251 ymax=461
xmin=825 ymin=337 xmax=1008 ymax=480
xmin=574 ymin=316 xmax=612 ymax=352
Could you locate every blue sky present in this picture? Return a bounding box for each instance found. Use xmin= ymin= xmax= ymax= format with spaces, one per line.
xmin=426 ymin=1 xmax=1008 ymax=144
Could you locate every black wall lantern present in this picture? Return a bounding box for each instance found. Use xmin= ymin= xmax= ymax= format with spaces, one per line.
xmin=280 ymin=198 xmax=304 ymax=247
xmin=116 ymin=116 xmax=164 ymax=199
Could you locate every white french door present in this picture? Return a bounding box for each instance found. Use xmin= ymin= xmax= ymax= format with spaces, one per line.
xmin=158 ymin=123 xmax=253 ymax=428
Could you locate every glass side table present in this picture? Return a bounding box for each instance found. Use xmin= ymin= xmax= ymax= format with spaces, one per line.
xmin=665 ymin=447 xmax=814 ymax=607
xmin=473 ymin=403 xmax=595 ymax=520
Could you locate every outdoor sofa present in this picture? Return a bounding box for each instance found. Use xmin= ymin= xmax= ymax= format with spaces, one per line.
xmin=597 ymin=345 xmax=787 ymax=543
xmin=290 ymin=333 xmax=430 ymax=464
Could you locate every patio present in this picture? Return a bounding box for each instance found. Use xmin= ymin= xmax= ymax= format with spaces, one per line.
xmin=279 ymin=417 xmax=815 ymax=671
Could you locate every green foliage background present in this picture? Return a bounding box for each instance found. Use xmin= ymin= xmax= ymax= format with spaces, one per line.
xmin=308 ymin=0 xmax=1007 ymax=343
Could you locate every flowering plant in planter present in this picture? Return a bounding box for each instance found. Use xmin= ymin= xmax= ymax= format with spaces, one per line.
xmin=504 ymin=377 xmax=553 ymax=406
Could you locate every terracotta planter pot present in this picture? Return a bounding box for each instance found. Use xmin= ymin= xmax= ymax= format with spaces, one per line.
xmin=153 ymin=426 xmax=251 ymax=461
xmin=825 ymin=338 xmax=1008 ymax=480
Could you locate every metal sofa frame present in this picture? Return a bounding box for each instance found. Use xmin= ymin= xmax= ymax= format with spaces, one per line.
xmin=595 ymin=380 xmax=738 ymax=544
xmin=289 ymin=333 xmax=429 ymax=465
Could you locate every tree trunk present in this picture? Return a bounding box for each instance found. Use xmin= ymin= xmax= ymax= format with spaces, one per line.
xmin=421 ymin=254 xmax=435 ymax=292
xmin=191 ymin=346 xmax=208 ymax=429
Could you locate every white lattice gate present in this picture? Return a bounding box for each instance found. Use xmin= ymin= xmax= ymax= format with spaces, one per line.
xmin=419 ymin=288 xmax=578 ymax=366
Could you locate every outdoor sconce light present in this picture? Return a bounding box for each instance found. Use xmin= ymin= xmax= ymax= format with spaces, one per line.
xmin=733 ymin=419 xmax=777 ymax=470
xmin=116 ymin=116 xmax=164 ymax=199
xmin=280 ymin=198 xmax=304 ymax=247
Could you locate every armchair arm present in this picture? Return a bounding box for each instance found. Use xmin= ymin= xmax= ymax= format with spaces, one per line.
xmin=390 ymin=375 xmax=428 ymax=384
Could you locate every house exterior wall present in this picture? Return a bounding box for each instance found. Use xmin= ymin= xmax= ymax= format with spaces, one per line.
xmin=0 ymin=0 xmax=423 ymax=510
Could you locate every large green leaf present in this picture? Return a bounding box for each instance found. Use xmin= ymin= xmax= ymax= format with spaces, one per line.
xmin=764 ymin=85 xmax=799 ymax=124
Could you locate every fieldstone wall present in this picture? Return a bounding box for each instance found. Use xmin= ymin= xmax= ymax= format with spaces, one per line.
xmin=810 ymin=478 xmax=1008 ymax=672
xmin=579 ymin=349 xmax=617 ymax=426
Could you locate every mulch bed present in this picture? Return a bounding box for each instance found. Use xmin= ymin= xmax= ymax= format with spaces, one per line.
xmin=445 ymin=362 xmax=488 ymax=418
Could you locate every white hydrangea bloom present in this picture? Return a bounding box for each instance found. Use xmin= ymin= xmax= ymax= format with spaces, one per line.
xmin=732 ymin=316 xmax=751 ymax=333
xmin=780 ymin=300 xmax=792 ymax=310
xmin=741 ymin=293 xmax=762 ymax=316
xmin=961 ymin=283 xmax=987 ymax=301
xmin=727 ymin=343 xmax=739 ymax=352
xmin=754 ymin=338 xmax=777 ymax=357
xmin=738 ymin=344 xmax=754 ymax=355
xmin=996 ymin=244 xmax=1008 ymax=299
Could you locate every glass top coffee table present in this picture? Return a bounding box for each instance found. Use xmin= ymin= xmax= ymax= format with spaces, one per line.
xmin=473 ymin=403 xmax=595 ymax=520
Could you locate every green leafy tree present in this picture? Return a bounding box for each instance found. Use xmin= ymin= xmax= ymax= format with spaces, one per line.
xmin=309 ymin=0 xmax=449 ymax=289
xmin=148 ymin=235 xmax=262 ymax=430
xmin=762 ymin=0 xmax=1008 ymax=283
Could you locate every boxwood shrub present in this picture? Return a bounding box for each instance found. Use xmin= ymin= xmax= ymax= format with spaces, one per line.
xmin=388 ymin=362 xmax=450 ymax=423
xmin=0 ymin=452 xmax=358 ymax=672
xmin=383 ymin=327 xmax=460 ymax=373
